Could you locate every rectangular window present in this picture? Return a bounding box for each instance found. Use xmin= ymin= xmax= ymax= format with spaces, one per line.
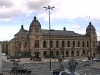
xmin=35 ymin=40 xmax=39 ymax=48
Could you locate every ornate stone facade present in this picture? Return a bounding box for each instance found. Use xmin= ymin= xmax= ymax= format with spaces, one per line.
xmin=8 ymin=16 xmax=97 ymax=58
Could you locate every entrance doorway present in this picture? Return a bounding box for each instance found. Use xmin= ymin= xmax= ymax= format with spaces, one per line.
xmin=35 ymin=52 xmax=39 ymax=57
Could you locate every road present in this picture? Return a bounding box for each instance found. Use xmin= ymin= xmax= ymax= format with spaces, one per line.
xmin=2 ymin=59 xmax=100 ymax=75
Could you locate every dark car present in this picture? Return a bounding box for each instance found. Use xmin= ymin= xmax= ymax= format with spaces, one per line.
xmin=31 ymin=56 xmax=41 ymax=61
xmin=53 ymin=68 xmax=64 ymax=75
xmin=11 ymin=67 xmax=31 ymax=73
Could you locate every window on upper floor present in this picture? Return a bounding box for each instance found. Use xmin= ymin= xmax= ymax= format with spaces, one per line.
xmin=56 ymin=41 xmax=59 ymax=48
xmin=62 ymin=41 xmax=64 ymax=47
xmin=50 ymin=40 xmax=53 ymax=48
xmin=67 ymin=41 xmax=70 ymax=47
xmin=73 ymin=41 xmax=75 ymax=47
xmin=82 ymin=41 xmax=84 ymax=47
xmin=43 ymin=40 xmax=46 ymax=48
xmin=87 ymin=41 xmax=89 ymax=47
xmin=78 ymin=41 xmax=80 ymax=47
xmin=35 ymin=40 xmax=39 ymax=48
xmin=25 ymin=42 xmax=27 ymax=48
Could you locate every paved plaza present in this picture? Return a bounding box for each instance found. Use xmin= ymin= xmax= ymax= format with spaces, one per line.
xmin=2 ymin=56 xmax=100 ymax=75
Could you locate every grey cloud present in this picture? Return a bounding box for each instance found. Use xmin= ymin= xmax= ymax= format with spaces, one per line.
xmin=25 ymin=0 xmax=50 ymax=11
xmin=0 ymin=13 xmax=12 ymax=20
xmin=0 ymin=9 xmax=23 ymax=20
xmin=0 ymin=0 xmax=52 ymax=21
xmin=0 ymin=0 xmax=14 ymax=8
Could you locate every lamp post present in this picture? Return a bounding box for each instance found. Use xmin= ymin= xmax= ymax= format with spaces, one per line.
xmin=43 ymin=5 xmax=55 ymax=70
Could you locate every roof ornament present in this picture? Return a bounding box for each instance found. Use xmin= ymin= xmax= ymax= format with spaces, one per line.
xmin=63 ymin=27 xmax=66 ymax=31
xmin=89 ymin=22 xmax=91 ymax=25
xmin=34 ymin=16 xmax=36 ymax=20
xmin=21 ymin=25 xmax=24 ymax=29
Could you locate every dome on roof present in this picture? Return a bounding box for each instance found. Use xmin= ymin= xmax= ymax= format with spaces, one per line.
xmin=86 ymin=22 xmax=95 ymax=32
xmin=15 ymin=25 xmax=28 ymax=35
xmin=30 ymin=16 xmax=41 ymax=27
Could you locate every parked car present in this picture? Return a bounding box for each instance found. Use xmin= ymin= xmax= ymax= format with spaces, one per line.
xmin=93 ymin=58 xmax=100 ymax=62
xmin=53 ymin=68 xmax=64 ymax=75
xmin=82 ymin=59 xmax=91 ymax=62
xmin=59 ymin=69 xmax=71 ymax=75
xmin=1 ymin=53 xmax=6 ymax=56
xmin=59 ymin=69 xmax=80 ymax=75
xmin=30 ymin=56 xmax=41 ymax=61
xmin=11 ymin=67 xmax=31 ymax=73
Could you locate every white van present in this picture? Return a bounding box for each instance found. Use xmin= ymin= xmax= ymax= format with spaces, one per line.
xmin=1 ymin=53 xmax=6 ymax=56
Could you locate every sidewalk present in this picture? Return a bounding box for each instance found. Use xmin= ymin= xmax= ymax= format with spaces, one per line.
xmin=19 ymin=58 xmax=69 ymax=64
xmin=2 ymin=56 xmax=87 ymax=64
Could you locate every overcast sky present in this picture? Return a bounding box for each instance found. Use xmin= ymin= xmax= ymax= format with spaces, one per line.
xmin=0 ymin=0 xmax=100 ymax=41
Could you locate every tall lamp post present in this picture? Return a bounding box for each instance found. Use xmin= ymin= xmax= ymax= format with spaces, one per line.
xmin=43 ymin=5 xmax=55 ymax=70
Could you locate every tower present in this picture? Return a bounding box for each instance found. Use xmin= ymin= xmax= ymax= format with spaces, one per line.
xmin=86 ymin=22 xmax=97 ymax=57
xmin=29 ymin=16 xmax=41 ymax=57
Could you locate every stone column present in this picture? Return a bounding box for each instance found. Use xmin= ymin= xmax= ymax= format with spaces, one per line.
xmin=79 ymin=50 xmax=82 ymax=56
xmin=66 ymin=40 xmax=67 ymax=47
xmin=0 ymin=42 xmax=2 ymax=75
xmin=74 ymin=50 xmax=76 ymax=56
xmin=69 ymin=50 xmax=71 ymax=57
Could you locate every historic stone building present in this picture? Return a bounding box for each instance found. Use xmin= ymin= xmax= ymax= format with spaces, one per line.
xmin=8 ymin=16 xmax=97 ymax=58
xmin=1 ymin=41 xmax=9 ymax=54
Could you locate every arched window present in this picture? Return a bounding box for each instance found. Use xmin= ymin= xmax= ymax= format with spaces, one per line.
xmin=56 ymin=41 xmax=59 ymax=48
xmin=50 ymin=40 xmax=53 ymax=48
xmin=82 ymin=41 xmax=84 ymax=47
xmin=43 ymin=40 xmax=46 ymax=48
xmin=62 ymin=41 xmax=64 ymax=47
xmin=50 ymin=51 xmax=53 ymax=55
xmin=78 ymin=41 xmax=80 ymax=47
xmin=66 ymin=51 xmax=69 ymax=57
xmin=73 ymin=41 xmax=75 ymax=47
xmin=67 ymin=41 xmax=70 ymax=47
xmin=87 ymin=41 xmax=89 ymax=47
xmin=71 ymin=51 xmax=74 ymax=56
xmin=76 ymin=51 xmax=79 ymax=56
xmin=43 ymin=51 xmax=47 ymax=56
xmin=25 ymin=42 xmax=27 ymax=48
xmin=56 ymin=51 xmax=59 ymax=56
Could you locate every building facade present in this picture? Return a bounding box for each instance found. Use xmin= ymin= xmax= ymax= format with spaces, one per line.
xmin=0 ymin=42 xmax=2 ymax=75
xmin=8 ymin=16 xmax=97 ymax=58
xmin=1 ymin=41 xmax=9 ymax=54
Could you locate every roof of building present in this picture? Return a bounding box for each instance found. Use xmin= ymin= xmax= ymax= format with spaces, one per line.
xmin=41 ymin=29 xmax=83 ymax=36
xmin=86 ymin=22 xmax=95 ymax=31
xmin=14 ymin=28 xmax=83 ymax=37
xmin=14 ymin=16 xmax=86 ymax=37
xmin=14 ymin=25 xmax=28 ymax=35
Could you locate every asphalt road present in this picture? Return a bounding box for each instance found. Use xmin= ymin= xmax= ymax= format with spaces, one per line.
xmin=2 ymin=60 xmax=100 ymax=75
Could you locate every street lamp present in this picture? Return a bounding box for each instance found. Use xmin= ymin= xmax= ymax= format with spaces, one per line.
xmin=43 ymin=5 xmax=55 ymax=70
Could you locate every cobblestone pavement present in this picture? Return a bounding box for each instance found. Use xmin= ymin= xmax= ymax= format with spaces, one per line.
xmin=2 ymin=56 xmax=100 ymax=75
